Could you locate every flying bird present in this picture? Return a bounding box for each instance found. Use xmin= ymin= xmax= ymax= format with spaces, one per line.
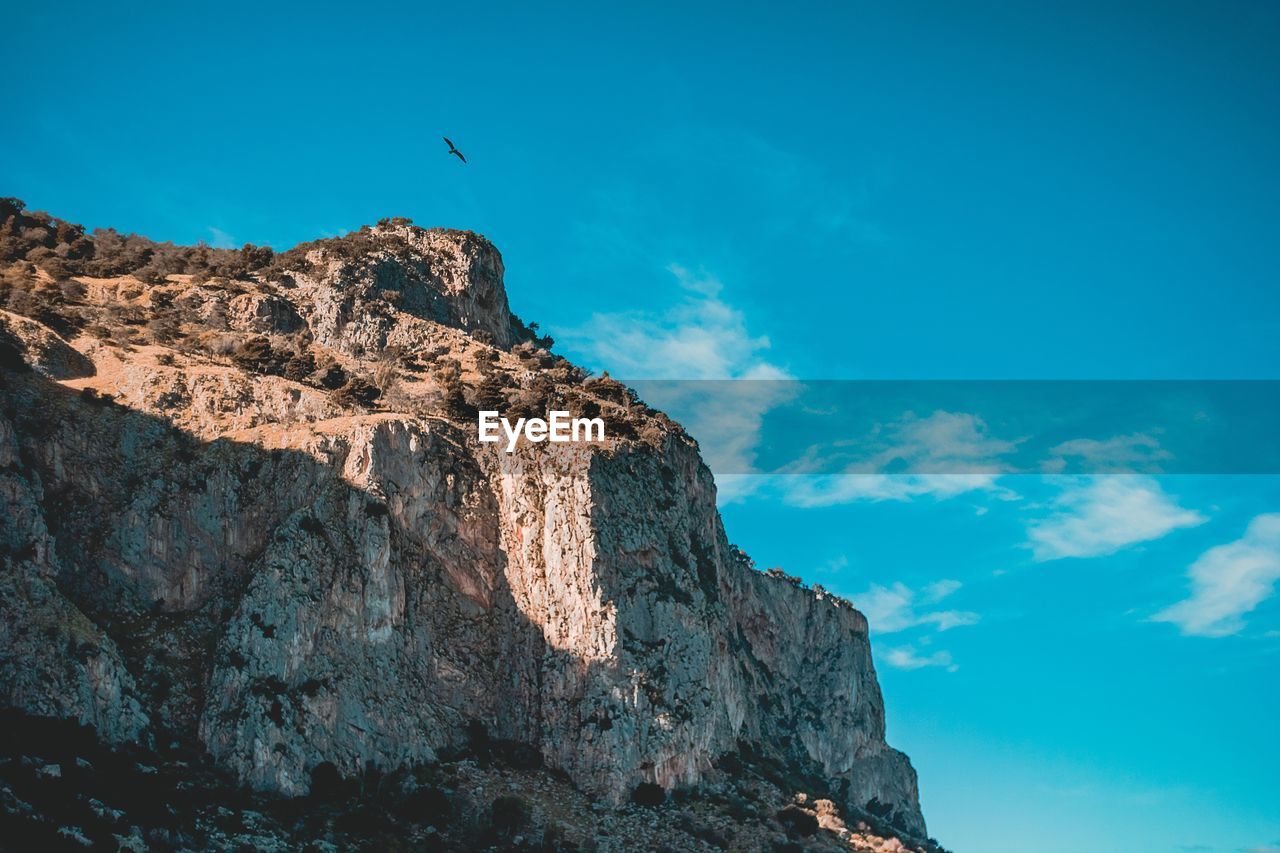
xmin=443 ymin=136 xmax=466 ymax=164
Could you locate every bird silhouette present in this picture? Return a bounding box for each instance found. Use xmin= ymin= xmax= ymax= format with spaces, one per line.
xmin=443 ymin=136 xmax=466 ymax=164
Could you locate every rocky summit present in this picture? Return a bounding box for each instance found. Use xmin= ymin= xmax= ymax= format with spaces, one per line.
xmin=0 ymin=199 xmax=943 ymax=851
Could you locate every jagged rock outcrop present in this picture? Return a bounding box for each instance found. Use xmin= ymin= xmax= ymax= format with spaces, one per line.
xmin=289 ymin=223 xmax=518 ymax=355
xmin=0 ymin=213 xmax=930 ymax=843
xmin=0 ymin=310 xmax=94 ymax=379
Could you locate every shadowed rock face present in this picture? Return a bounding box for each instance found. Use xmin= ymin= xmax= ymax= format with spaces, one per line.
xmin=0 ymin=222 xmax=928 ymax=841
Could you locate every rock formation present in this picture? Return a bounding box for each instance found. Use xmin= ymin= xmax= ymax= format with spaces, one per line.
xmin=0 ymin=201 xmax=935 ymax=849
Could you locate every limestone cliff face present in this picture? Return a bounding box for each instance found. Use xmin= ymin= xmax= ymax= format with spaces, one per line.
xmin=288 ymin=223 xmax=517 ymax=356
xmin=0 ymin=221 xmax=927 ymax=840
xmin=0 ymin=414 xmax=149 ymax=745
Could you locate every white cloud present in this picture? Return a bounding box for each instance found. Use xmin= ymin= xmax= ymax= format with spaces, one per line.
xmin=875 ymin=410 xmax=1019 ymax=472
xmin=778 ymin=410 xmax=1020 ymax=506
xmin=1027 ymin=476 xmax=1205 ymax=561
xmin=1044 ymin=432 xmax=1171 ymax=474
xmin=207 ymin=226 xmax=237 ymax=249
xmin=883 ymin=645 xmax=958 ymax=672
xmin=784 ymin=473 xmax=1005 ymax=506
xmin=924 ymin=578 xmax=962 ymax=600
xmin=1151 ymin=513 xmax=1280 ymax=638
xmin=851 ymin=579 xmax=979 ymax=634
xmin=561 ymin=264 xmax=786 ymax=381
xmin=853 ymin=579 xmax=975 ymax=674
xmin=558 ymin=265 xmax=792 ymax=499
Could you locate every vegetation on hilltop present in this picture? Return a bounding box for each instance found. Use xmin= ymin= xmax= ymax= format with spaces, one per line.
xmin=0 ymin=198 xmax=682 ymax=449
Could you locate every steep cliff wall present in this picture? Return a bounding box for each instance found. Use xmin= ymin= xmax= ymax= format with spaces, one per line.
xmin=0 ymin=216 xmax=929 ymax=842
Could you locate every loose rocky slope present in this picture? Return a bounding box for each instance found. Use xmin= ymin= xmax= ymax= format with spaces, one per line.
xmin=0 ymin=199 xmax=942 ymax=851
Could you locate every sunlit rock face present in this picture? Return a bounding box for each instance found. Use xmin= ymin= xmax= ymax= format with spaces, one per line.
xmin=290 ymin=223 xmax=517 ymax=357
xmin=0 ymin=222 xmax=926 ymax=839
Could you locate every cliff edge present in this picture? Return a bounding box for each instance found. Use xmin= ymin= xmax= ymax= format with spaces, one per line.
xmin=0 ymin=199 xmax=937 ymax=850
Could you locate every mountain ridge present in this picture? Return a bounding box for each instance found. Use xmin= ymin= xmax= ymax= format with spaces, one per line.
xmin=0 ymin=199 xmax=943 ymax=852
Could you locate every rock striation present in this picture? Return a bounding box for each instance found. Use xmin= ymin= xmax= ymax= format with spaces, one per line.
xmin=0 ymin=210 xmax=930 ymax=843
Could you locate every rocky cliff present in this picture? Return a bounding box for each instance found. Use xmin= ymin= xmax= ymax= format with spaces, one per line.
xmin=0 ymin=201 xmax=934 ymax=850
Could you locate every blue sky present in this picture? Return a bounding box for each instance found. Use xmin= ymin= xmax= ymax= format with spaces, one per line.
xmin=6 ymin=2 xmax=1280 ymax=851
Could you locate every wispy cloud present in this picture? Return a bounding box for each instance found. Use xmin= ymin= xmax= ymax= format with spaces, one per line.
xmin=207 ymin=226 xmax=237 ymax=249
xmin=853 ymin=579 xmax=977 ymax=673
xmin=875 ymin=410 xmax=1020 ymax=471
xmin=560 ymin=264 xmax=787 ymax=381
xmin=1043 ymin=432 xmax=1171 ymax=474
xmin=1152 ymin=513 xmax=1280 ymax=638
xmin=781 ymin=410 xmax=1019 ymax=506
xmin=794 ymin=410 xmax=1019 ymax=474
xmin=1027 ymin=476 xmax=1205 ymax=561
xmin=883 ymin=645 xmax=958 ymax=672
xmin=851 ymin=579 xmax=979 ymax=634
xmin=784 ymin=472 xmax=1006 ymax=506
xmin=558 ymin=265 xmax=791 ymax=498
